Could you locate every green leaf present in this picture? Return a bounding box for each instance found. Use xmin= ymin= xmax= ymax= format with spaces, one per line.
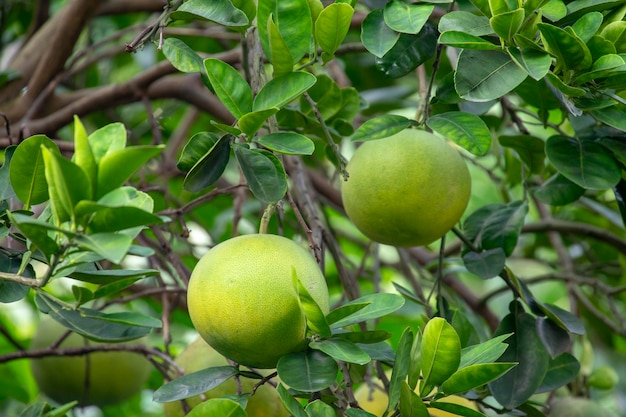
xmin=327 ymin=293 xmax=405 ymax=328
xmin=294 ymin=268 xmax=331 ymax=338
xmin=400 ymin=382 xmax=430 ymax=417
xmin=384 ymin=0 xmax=434 ymax=34
xmin=425 ymin=111 xmax=492 ymax=156
xmin=462 ymin=248 xmax=506 ymax=279
xmin=306 ymin=400 xmax=336 ymax=417
xmin=498 ymin=135 xmax=546 ymax=174
xmin=315 ymin=3 xmax=354 ymax=58
xmin=153 ymin=366 xmax=238 ymax=402
xmin=96 ymin=145 xmax=164 ymax=198
xmin=591 ymin=105 xmax=626 ymax=132
xmin=255 ymin=132 xmax=315 ymax=155
xmin=463 ymin=201 xmax=528 ymax=256
xmin=334 ymin=330 xmax=392 ymax=344
xmin=182 ymin=134 xmax=231 ymax=192
xmin=537 ymin=317 xmax=572 ymax=358
xmin=438 ymin=11 xmax=493 ymax=36
xmin=351 ymin=115 xmax=414 ymax=142
xmin=488 ymin=301 xmax=550 ymax=409
xmin=309 ymin=338 xmax=371 ymax=365
xmin=7 ymin=212 xmax=65 ymax=257
xmin=455 ymin=49 xmax=528 ymax=102
xmin=257 ymin=0 xmax=313 ymax=63
xmin=460 ymin=333 xmax=513 ymax=368
xmin=389 ymin=328 xmax=413 ymax=411
xmin=545 ymin=135 xmax=621 ymax=190
xmin=267 ymin=17 xmax=294 ymax=76
xmin=441 ymin=363 xmax=516 ymax=395
xmin=533 ymin=173 xmax=585 ymax=206
xmin=42 ymin=147 xmax=91 ymax=224
xmin=35 ymin=292 xmax=154 ymax=342
xmin=276 ymin=384 xmax=309 ymax=417
xmin=234 ymin=146 xmax=287 ymax=203
xmin=170 ymin=0 xmax=249 ymax=27
xmin=88 ymin=122 xmax=126 ymax=164
xmin=557 ymin=0 xmax=625 ymax=25
xmin=72 ymin=115 xmax=97 ymax=196
xmin=74 ymin=233 xmax=133 ymax=264
xmin=538 ymin=23 xmax=590 ymax=71
xmin=0 ymin=146 xmax=16 ymax=201
xmin=204 ymin=58 xmax=253 ymax=118
xmin=361 ymin=9 xmax=399 ymax=58
xmin=177 ymin=132 xmax=221 ymax=173
xmin=9 ymin=135 xmax=59 ymax=207
xmin=74 ymin=202 xmax=162 ymax=233
xmin=408 ymin=330 xmax=422 ymax=389
xmin=601 ymin=21 xmax=626 ymax=53
xmin=186 ymin=398 xmax=247 ymax=417
xmin=573 ymin=54 xmax=625 ymax=85
xmin=571 ymin=11 xmax=603 ymax=43
xmin=490 ymin=8 xmax=524 ymax=43
xmin=299 ymin=74 xmax=343 ymax=120
xmin=421 ymin=318 xmax=461 ymax=391
xmin=162 ymin=37 xmax=204 ymax=73
xmin=253 ymin=71 xmax=317 ymax=111
xmin=376 ymin=25 xmax=438 ymax=78
xmin=538 ymin=303 xmax=585 ymax=335
xmin=428 ymin=402 xmax=486 ymax=417
xmin=0 ymin=252 xmax=35 ymax=302
xmin=536 ymin=352 xmax=580 ymax=393
xmin=507 ymin=48 xmax=552 ymax=80
xmin=69 ymin=268 xmax=159 ymax=285
xmin=238 ymin=108 xmax=280 ymax=137
xmin=325 ymin=302 xmax=371 ymax=326
xmin=276 ymin=350 xmax=338 ymax=392
xmin=438 ymin=31 xmax=502 ymax=50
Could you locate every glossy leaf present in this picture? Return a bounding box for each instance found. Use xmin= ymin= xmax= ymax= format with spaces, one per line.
xmin=558 ymin=0 xmax=624 ymax=25
xmin=463 ymin=201 xmax=528 ymax=256
xmin=253 ymin=71 xmax=316 ymax=111
xmin=162 ymin=37 xmax=204 ymax=73
xmin=183 ymin=134 xmax=231 ymax=192
xmin=400 ymin=382 xmax=429 ymax=417
xmin=545 ymin=135 xmax=621 ymax=190
xmin=257 ymin=0 xmax=312 ymax=63
xmin=438 ymin=31 xmax=501 ymax=50
xmin=325 ymin=302 xmax=371 ymax=326
xmin=408 ymin=330 xmax=422 ymax=389
xmin=276 ymin=384 xmax=308 ymax=417
xmin=7 ymin=212 xmax=64 ymax=257
xmin=69 ymin=268 xmax=158 ymax=285
xmin=177 ymin=132 xmax=220 ymax=172
xmin=74 ymin=233 xmax=133 ymax=264
xmin=573 ymin=54 xmax=625 ymax=85
xmin=267 ymin=17 xmax=294 ymax=76
xmin=294 ymin=268 xmax=331 ymax=338
xmin=306 ymin=400 xmax=336 ymax=417
xmin=204 ymin=58 xmax=253 ymax=118
xmin=439 ymin=11 xmax=493 ymax=36
xmin=537 ymin=317 xmax=572 ymax=358
xmin=96 ymin=145 xmax=164 ymax=198
xmin=533 ymin=173 xmax=585 ymax=206
xmin=170 ymin=0 xmax=249 ymax=27
xmin=309 ymin=338 xmax=371 ymax=365
xmin=384 ymin=0 xmax=433 ymax=34
xmin=389 ymin=328 xmax=413 ymax=411
xmin=0 ymin=145 xmax=16 ymax=201
xmin=535 ymin=352 xmax=580 ymax=393
xmin=571 ymin=11 xmax=603 ymax=43
xmin=428 ymin=402 xmax=486 ymax=417
xmin=153 ymin=366 xmax=238 ymax=402
xmin=234 ymin=146 xmax=287 ymax=203
xmin=498 ymin=135 xmax=545 ymax=174
xmin=361 ymin=9 xmax=399 ymax=58
xmin=9 ymin=135 xmax=59 ymax=207
xmin=276 ymin=350 xmax=338 ymax=392
xmin=315 ymin=3 xmax=354 ymax=57
xmin=74 ymin=202 xmax=162 ymax=233
xmin=460 ymin=333 xmax=512 ymax=368
xmin=421 ymin=318 xmax=461 ymax=391
xmin=462 ymin=248 xmax=506 ymax=279
xmin=255 ymin=132 xmax=315 ymax=155
xmin=351 ymin=115 xmax=414 ymax=142
xmin=327 ymin=293 xmax=405 ymax=328
xmin=186 ymin=398 xmax=246 ymax=417
xmin=238 ymin=108 xmax=280 ymax=137
xmin=333 ymin=330 xmax=392 ymax=344
xmin=591 ymin=106 xmax=626 ymax=131
xmin=376 ymin=24 xmax=438 ymax=78
xmin=88 ymin=122 xmax=126 ymax=164
xmin=539 ymin=303 xmax=585 ymax=335
xmin=488 ymin=301 xmax=550 ymax=409
xmin=442 ymin=362 xmax=516 ymax=395
xmin=72 ymin=115 xmax=97 ymax=195
xmin=425 ymin=111 xmax=492 ymax=156
xmin=507 ymin=47 xmax=552 ymax=80
xmin=42 ymin=147 xmax=91 ymax=224
xmin=489 ymin=8 xmax=524 ymax=43
xmin=455 ymin=49 xmax=528 ymax=102
xmin=0 ymin=253 xmax=35 ymax=303
xmin=538 ymin=23 xmax=590 ymax=71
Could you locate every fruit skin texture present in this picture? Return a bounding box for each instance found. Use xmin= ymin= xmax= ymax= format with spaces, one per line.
xmin=163 ymin=338 xmax=289 ymax=417
xmin=341 ymin=129 xmax=471 ymax=247
xmin=29 ymin=318 xmax=152 ymax=408
xmin=187 ymin=234 xmax=330 ymax=369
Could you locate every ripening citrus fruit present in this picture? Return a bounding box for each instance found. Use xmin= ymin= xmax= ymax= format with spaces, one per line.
xmin=341 ymin=129 xmax=471 ymax=247
xmin=163 ymin=338 xmax=289 ymax=417
xmin=549 ymin=397 xmax=618 ymax=417
xmin=30 ymin=318 xmax=152 ymax=407
xmin=187 ymin=234 xmax=330 ymax=369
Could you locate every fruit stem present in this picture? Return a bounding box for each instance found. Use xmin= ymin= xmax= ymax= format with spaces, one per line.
xmin=259 ymin=203 xmax=276 ymax=234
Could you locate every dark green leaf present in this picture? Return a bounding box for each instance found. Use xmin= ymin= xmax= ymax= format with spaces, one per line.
xmin=334 ymin=330 xmax=392 ymax=344
xmin=204 ymin=58 xmax=253 ymax=118
xmin=170 ymin=0 xmax=249 ymax=27
xmin=421 ymin=318 xmax=461 ymax=391
xmin=428 ymin=401 xmax=486 ymax=417
xmin=294 ymin=268 xmax=331 ymax=338
xmin=539 ymin=303 xmax=585 ymax=335
xmin=257 ymin=0 xmax=312 ymax=63
xmin=306 ymin=400 xmax=336 ymax=417
xmin=507 ymin=48 xmax=552 ymax=81
xmin=384 ymin=0 xmax=433 ymax=34
xmin=455 ymin=49 xmax=528 ymax=102
xmin=351 ymin=115 xmax=414 ymax=142
xmin=238 ymin=108 xmax=280 ymax=137
xmin=441 ymin=363 xmax=516 ymax=395
xmin=153 ymin=366 xmax=238 ymax=402
xmin=234 ymin=146 xmax=287 ymax=203
xmin=0 ymin=253 xmax=35 ymax=303
xmin=267 ymin=17 xmax=294 ymax=77
xmin=613 ymin=179 xmax=626 ymax=228
xmin=0 ymin=146 xmax=16 ymax=201
xmin=533 ymin=173 xmax=585 ymax=206
xmin=460 ymin=333 xmax=512 ymax=368
xmin=591 ymin=106 xmax=626 ymax=132
xmin=276 ymin=384 xmax=309 ymax=417
xmin=537 ymin=317 xmax=572 ymax=358
xmin=7 ymin=212 xmax=61 ymax=258
xmin=538 ymin=23 xmax=590 ymax=71
xmin=498 ymin=135 xmax=545 ymax=174
xmin=253 ymin=71 xmax=317 ymax=111
xmin=400 ymin=382 xmax=430 ymax=417
xmin=535 ymin=352 xmax=580 ymax=393
xmin=425 ymin=111 xmax=492 ymax=156
xmin=438 ymin=31 xmax=501 ymax=50
xmin=462 ymin=248 xmax=506 ymax=279
xmin=69 ymin=268 xmax=158 ymax=285
xmin=389 ymin=328 xmax=413 ymax=410
xmin=177 ymin=132 xmax=220 ymax=172
xmin=439 ymin=11 xmax=493 ymax=36
xmin=277 ymin=350 xmax=338 ymax=392
xmin=255 ymin=132 xmax=315 ymax=155
xmin=326 ymin=302 xmax=371 ymax=326
xmin=309 ymin=338 xmax=371 ymax=365
xmin=489 ymin=9 xmax=524 ymax=43
xmin=361 ymin=9 xmax=399 ymax=58
xmin=9 ymin=135 xmax=59 ymax=207
xmin=463 ymin=201 xmax=528 ymax=256
xmin=328 ymin=293 xmax=405 ymax=328
xmin=376 ymin=24 xmax=438 ymax=78
xmin=183 ymin=134 xmax=231 ymax=192
xmin=545 ymin=135 xmax=621 ymax=190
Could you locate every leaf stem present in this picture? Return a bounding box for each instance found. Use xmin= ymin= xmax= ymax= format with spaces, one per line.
xmin=259 ymin=203 xmax=276 ymax=234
